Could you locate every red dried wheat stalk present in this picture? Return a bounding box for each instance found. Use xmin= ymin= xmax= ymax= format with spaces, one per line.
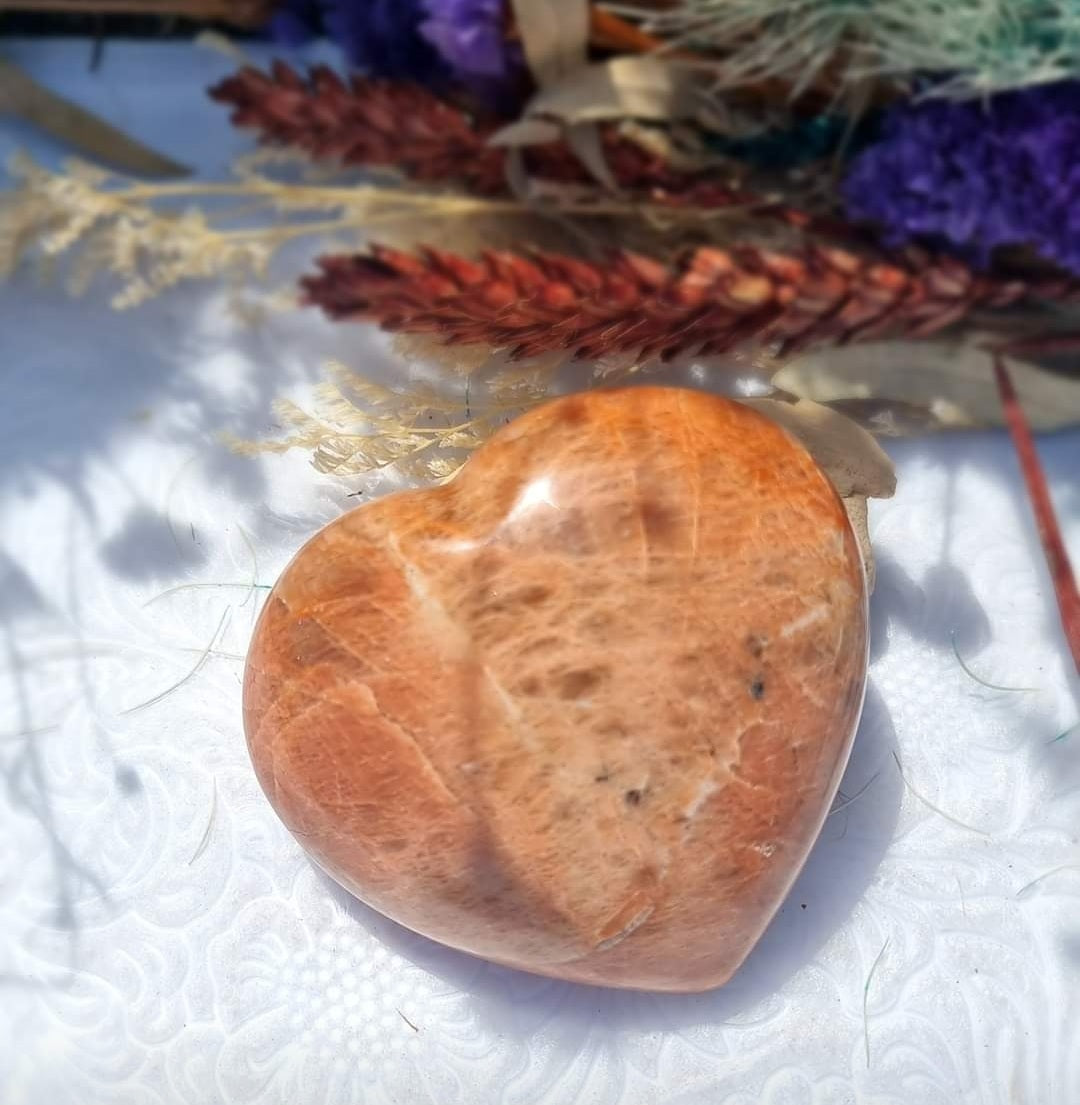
xmin=301 ymin=242 xmax=1060 ymax=362
xmin=211 ymin=62 xmax=509 ymax=194
xmin=209 ymin=62 xmax=778 ymax=212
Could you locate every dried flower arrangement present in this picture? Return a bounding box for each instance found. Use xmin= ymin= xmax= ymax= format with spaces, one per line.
xmin=1 ymin=0 xmax=1077 ymax=668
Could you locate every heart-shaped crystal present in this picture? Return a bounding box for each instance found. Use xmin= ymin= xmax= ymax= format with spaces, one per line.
xmin=244 ymin=388 xmax=867 ymax=991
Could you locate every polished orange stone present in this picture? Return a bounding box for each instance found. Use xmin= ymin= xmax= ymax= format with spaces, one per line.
xmin=243 ymin=387 xmax=868 ymax=992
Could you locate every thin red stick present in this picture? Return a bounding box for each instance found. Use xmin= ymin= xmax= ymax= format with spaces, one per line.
xmin=993 ymin=354 xmax=1080 ymax=675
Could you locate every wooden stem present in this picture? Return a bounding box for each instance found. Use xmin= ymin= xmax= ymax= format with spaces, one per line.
xmin=993 ymin=353 xmax=1080 ymax=676
xmin=0 ymin=0 xmax=269 ymax=26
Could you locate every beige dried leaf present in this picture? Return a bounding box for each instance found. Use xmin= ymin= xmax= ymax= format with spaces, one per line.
xmin=563 ymin=122 xmax=619 ymax=190
xmin=776 ymin=339 xmax=1080 ymax=433
xmin=193 ymin=29 xmax=249 ymax=65
xmin=740 ymin=397 xmax=896 ymax=500
xmin=615 ymin=121 xmax=722 ymax=172
xmin=488 ymin=118 xmax=563 ymax=148
xmin=509 ymin=0 xmax=588 ymax=87
xmin=841 ymin=495 xmax=875 ymax=592
xmin=0 ymin=61 xmax=187 ymax=178
xmin=523 ymin=58 xmax=708 ymax=126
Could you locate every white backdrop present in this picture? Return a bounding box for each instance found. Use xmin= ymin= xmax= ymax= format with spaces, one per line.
xmin=1 ymin=40 xmax=1078 ymax=1105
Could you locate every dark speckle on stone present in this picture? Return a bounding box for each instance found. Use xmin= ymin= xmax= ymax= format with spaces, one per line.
xmin=624 ymin=788 xmax=643 ymax=806
xmin=750 ymin=679 xmax=765 ymax=700
xmin=640 ymin=499 xmax=675 ymax=541
xmin=746 ymin=634 xmax=768 ymax=658
xmin=558 ymin=666 xmax=607 ymax=700
xmin=594 ymin=769 xmax=611 ymax=783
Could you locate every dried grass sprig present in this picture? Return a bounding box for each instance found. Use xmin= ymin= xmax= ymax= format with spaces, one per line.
xmin=229 ymin=363 xmax=550 ymax=482
xmin=301 ymin=242 xmax=1069 ymax=363
xmin=1 ymin=155 xmax=275 ymax=306
xmin=3 ymin=154 xmax=764 ymax=307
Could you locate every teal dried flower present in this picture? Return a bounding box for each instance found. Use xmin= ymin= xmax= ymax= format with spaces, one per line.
xmin=652 ymin=1 xmax=1080 ymax=98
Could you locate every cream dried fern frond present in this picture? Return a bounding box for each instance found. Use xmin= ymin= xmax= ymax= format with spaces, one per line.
xmin=229 ymin=363 xmax=551 ymax=483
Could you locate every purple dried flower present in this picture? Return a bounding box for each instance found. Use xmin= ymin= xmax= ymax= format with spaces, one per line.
xmin=843 ymin=82 xmax=1080 ymax=275
xmin=419 ymin=0 xmax=519 ymax=80
xmin=268 ymin=0 xmax=322 ymax=46
xmin=269 ymin=0 xmax=448 ymax=83
xmin=327 ymin=0 xmax=447 ymax=82
xmin=266 ymin=0 xmax=525 ymax=108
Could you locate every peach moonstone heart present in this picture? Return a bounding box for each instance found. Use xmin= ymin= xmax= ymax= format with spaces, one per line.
xmin=243 ymin=387 xmax=868 ymax=992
